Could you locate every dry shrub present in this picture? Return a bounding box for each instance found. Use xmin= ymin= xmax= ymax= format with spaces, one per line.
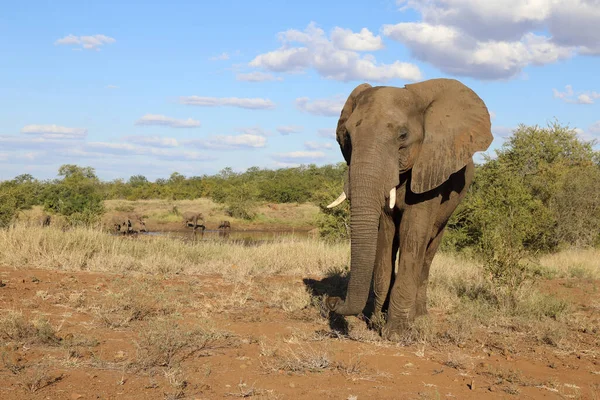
xmin=263 ymin=284 xmax=312 ymax=313
xmin=0 ymin=311 xmax=60 ymax=345
xmin=93 ymin=280 xmax=176 ymax=328
xmin=133 ymin=318 xmax=236 ymax=370
xmin=263 ymin=343 xmax=331 ymax=374
xmin=18 ymin=366 xmax=64 ymax=393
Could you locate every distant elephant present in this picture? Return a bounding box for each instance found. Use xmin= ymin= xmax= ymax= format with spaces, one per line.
xmin=182 ymin=211 xmax=204 ymax=229
xmin=111 ymin=213 xmax=146 ymax=234
xmin=325 ymin=78 xmax=493 ymax=339
xmin=40 ymin=214 xmax=51 ymax=227
xmin=218 ymin=220 xmax=231 ymax=230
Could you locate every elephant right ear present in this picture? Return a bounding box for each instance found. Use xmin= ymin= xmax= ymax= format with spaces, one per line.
xmin=336 ymin=83 xmax=372 ymax=164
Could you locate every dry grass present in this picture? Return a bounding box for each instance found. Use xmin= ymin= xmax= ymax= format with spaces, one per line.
xmin=0 ymin=224 xmax=348 ymax=277
xmin=132 ymin=317 xmax=237 ymax=370
xmin=17 ymin=366 xmax=64 ymax=393
xmin=0 ymin=310 xmax=60 ymax=346
xmin=537 ymin=249 xmax=600 ymax=279
xmin=1 ymin=223 xmax=598 ymax=352
xmin=92 ymin=279 xmax=178 ymax=328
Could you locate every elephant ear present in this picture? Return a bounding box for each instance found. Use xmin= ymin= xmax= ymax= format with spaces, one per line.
xmin=405 ymin=78 xmax=493 ymax=194
xmin=336 ymin=83 xmax=372 ymax=164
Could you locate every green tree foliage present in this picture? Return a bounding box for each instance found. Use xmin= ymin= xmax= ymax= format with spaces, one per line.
xmin=0 ymin=175 xmax=43 ymax=228
xmin=446 ymin=121 xmax=600 ymax=253
xmin=43 ymin=165 xmax=105 ymax=226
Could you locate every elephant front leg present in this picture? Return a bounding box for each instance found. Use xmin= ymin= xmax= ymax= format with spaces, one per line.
xmin=383 ymin=209 xmax=432 ymax=339
xmin=372 ymin=211 xmax=398 ymax=323
xmin=415 ymin=227 xmax=445 ymax=317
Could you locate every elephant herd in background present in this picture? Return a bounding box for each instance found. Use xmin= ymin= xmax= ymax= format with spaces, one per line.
xmin=181 ymin=211 xmax=232 ymax=237
xmin=37 ymin=210 xmax=232 ymax=237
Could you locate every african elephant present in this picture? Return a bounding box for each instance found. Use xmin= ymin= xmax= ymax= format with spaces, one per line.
xmin=112 ymin=213 xmax=147 ymax=234
xmin=325 ymin=78 xmax=493 ymax=339
xmin=182 ymin=211 xmax=204 ymax=229
xmin=218 ymin=220 xmax=231 ymax=230
xmin=40 ymin=214 xmax=51 ymax=227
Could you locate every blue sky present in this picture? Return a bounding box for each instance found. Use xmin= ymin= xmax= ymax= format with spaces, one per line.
xmin=1 ymin=0 xmax=599 ymax=181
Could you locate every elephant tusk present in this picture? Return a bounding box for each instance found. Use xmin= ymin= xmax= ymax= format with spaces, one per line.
xmin=389 ymin=187 xmax=396 ymax=209
xmin=326 ymin=192 xmax=347 ymax=208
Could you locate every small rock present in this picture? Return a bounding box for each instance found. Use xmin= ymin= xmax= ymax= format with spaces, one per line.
xmin=71 ymin=393 xmax=83 ymax=400
xmin=0 ymin=280 xmax=6 ymax=287
xmin=289 ymin=383 xmax=296 ymax=388
xmin=32 ymin=277 xmax=40 ymax=283
xmin=469 ymin=379 xmax=475 ymax=390
xmin=239 ymin=364 xmax=247 ymax=369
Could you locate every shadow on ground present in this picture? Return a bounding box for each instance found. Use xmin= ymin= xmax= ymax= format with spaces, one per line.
xmin=302 ymin=272 xmax=379 ymax=336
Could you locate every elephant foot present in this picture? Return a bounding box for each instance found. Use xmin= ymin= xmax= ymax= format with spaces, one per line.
xmin=368 ymin=309 xmax=387 ymax=332
xmin=381 ymin=316 xmax=411 ymax=341
xmin=415 ymin=303 xmax=428 ymax=317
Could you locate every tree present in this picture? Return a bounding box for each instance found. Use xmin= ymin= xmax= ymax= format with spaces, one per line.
xmin=44 ymin=165 xmax=105 ymax=226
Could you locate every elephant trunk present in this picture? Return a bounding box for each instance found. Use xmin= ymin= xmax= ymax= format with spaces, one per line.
xmin=328 ymin=161 xmax=384 ymax=315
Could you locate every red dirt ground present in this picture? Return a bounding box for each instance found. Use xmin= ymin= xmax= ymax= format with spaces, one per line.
xmin=0 ymin=267 xmax=598 ymax=399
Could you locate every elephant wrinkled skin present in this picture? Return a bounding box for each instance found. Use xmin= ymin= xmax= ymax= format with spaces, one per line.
xmin=325 ymin=78 xmax=493 ymax=339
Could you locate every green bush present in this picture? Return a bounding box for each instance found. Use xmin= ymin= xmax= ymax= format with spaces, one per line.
xmin=446 ymin=121 xmax=600 ymax=253
xmin=42 ymin=165 xmax=105 ymax=226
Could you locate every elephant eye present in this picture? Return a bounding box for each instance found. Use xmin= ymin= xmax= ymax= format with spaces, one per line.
xmin=398 ymin=128 xmax=408 ymax=141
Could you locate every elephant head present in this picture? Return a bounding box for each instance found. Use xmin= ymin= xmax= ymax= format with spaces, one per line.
xmin=328 ymin=78 xmax=493 ymax=316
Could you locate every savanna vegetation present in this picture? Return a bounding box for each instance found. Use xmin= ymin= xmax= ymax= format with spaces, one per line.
xmin=1 ymin=121 xmax=599 ymax=398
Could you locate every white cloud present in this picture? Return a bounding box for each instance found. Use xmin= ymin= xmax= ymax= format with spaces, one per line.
xmin=304 ymin=141 xmax=333 ymax=150
xmin=589 ymin=121 xmax=600 ymax=134
xmin=106 ymin=84 xmax=119 ymax=89
xmin=382 ymin=23 xmax=572 ymax=80
xmin=388 ymin=1 xmax=600 ymax=79
xmin=276 ymin=125 xmax=303 ymax=135
xmin=236 ymin=72 xmax=282 ymax=82
xmin=0 ymin=135 xmax=80 ymax=151
xmin=317 ymin=128 xmax=336 ymax=139
xmin=135 ymin=114 xmax=201 ymax=128
xmin=21 ymin=124 xmax=87 ymax=139
xmin=237 ymin=126 xmax=272 ymax=137
xmin=552 ymin=85 xmax=600 ymax=104
xmin=123 ymin=135 xmax=179 ymax=147
xmin=330 ymin=27 xmax=384 ymax=51
xmin=210 ymin=52 xmax=230 ymax=61
xmin=179 ymin=96 xmax=276 ymax=110
xmin=186 ymin=134 xmax=267 ymax=150
xmin=249 ymin=22 xmax=421 ymax=83
xmin=296 ymin=96 xmax=345 ymax=117
xmin=272 ymin=150 xmax=327 ymax=163
xmin=80 ymin=142 xmax=213 ymax=161
xmin=489 ymin=111 xmax=497 ymax=120
xmin=492 ymin=125 xmax=515 ymax=138
xmin=576 ymin=121 xmax=600 ymax=142
xmin=54 ymin=34 xmax=115 ymax=50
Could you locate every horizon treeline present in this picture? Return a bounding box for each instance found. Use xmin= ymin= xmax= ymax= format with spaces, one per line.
xmin=1 ymin=121 xmax=599 ymax=253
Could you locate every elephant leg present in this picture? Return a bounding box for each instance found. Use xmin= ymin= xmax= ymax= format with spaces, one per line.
xmin=415 ymin=227 xmax=445 ymax=317
xmin=372 ymin=211 xmax=397 ymax=319
xmin=383 ymin=205 xmax=433 ymax=337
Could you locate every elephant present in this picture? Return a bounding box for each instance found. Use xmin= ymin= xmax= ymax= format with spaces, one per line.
xmin=218 ymin=220 xmax=231 ymax=230
xmin=40 ymin=214 xmax=51 ymax=227
xmin=325 ymin=78 xmax=493 ymax=339
xmin=111 ymin=213 xmax=147 ymax=234
xmin=182 ymin=211 xmax=204 ymax=229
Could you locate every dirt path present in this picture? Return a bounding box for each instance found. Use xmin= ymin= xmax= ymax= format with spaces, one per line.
xmin=0 ymin=267 xmax=598 ymax=399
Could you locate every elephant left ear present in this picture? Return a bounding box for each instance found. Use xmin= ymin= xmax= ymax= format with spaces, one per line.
xmin=405 ymin=78 xmax=493 ymax=194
